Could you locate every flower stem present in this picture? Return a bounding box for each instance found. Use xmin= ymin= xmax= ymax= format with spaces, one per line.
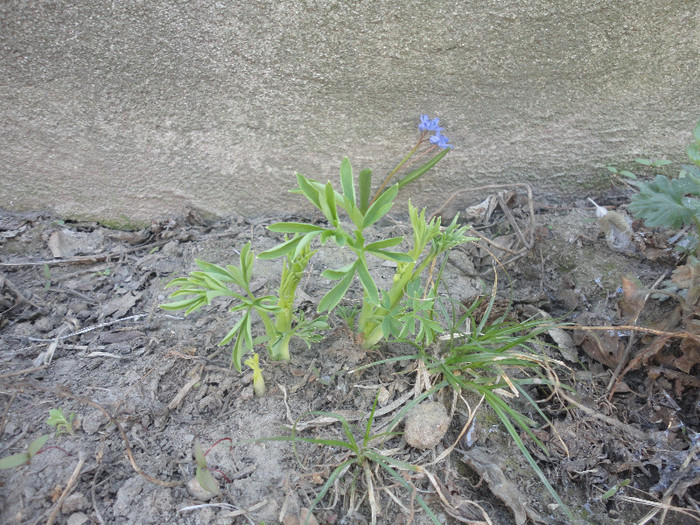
xmin=369 ymin=133 xmax=427 ymax=207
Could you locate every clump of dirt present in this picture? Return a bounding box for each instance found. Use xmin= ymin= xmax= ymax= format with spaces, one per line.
xmin=0 ymin=187 xmax=698 ymax=525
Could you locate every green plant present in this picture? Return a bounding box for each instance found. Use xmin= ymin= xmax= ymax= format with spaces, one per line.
xmin=193 ymin=438 xmax=234 ymax=495
xmin=161 ymin=115 xmax=461 ymax=369
xmin=0 ymin=434 xmax=50 ymax=469
xmin=360 ymin=288 xmax=575 ymax=521
xmin=261 ymin=151 xmax=475 ymax=347
xmin=46 ymin=407 xmax=76 ymax=436
xmin=251 ymin=394 xmax=441 ymax=525
xmin=621 ymin=120 xmax=700 ymax=255
xmin=160 ymin=241 xmax=327 ymax=371
xmin=244 ymin=352 xmax=266 ymax=397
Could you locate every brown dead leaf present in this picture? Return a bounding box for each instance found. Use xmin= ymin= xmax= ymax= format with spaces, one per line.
xmin=574 ymin=329 xmax=625 ymax=368
xmin=617 ymin=276 xmax=646 ymax=322
xmin=675 ymin=338 xmax=700 ymax=374
xmin=671 ymin=263 xmax=695 ymax=289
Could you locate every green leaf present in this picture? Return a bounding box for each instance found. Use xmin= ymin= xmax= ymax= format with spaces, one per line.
xmin=362 ymin=184 xmax=398 ymax=229
xmin=629 ymin=175 xmax=700 ymax=228
xmin=364 ymin=237 xmax=404 ymax=251
xmin=267 ymin=222 xmax=326 ymax=234
xmin=196 ymin=467 xmax=220 ymax=495
xmin=27 ymin=435 xmax=50 ymax=457
xmin=239 ymin=242 xmax=254 ymax=284
xmin=693 ymin=120 xmax=700 ymax=142
xmin=688 ymin=143 xmax=700 ymax=167
xmin=366 ymin=249 xmax=414 ymax=263
xmin=296 ymin=173 xmax=322 ymax=210
xmin=340 ymin=157 xmax=356 ymax=207
xmin=258 ymin=235 xmax=303 ymax=260
xmin=194 ymin=260 xmax=237 ymax=283
xmin=356 ymin=260 xmax=379 ymax=304
xmin=0 ymin=452 xmax=30 ymax=469
xmin=635 ymin=158 xmax=652 ymax=166
xmin=218 ymin=311 xmax=250 ymax=347
xmin=194 ymin=440 xmax=207 ymax=468
xmin=321 ymin=263 xmax=355 ymax=280
xmin=359 ymin=169 xmax=372 ymax=214
xmin=323 ymin=182 xmax=339 ymax=225
xmin=318 ymin=267 xmax=355 ymax=312
xmin=396 ymin=147 xmax=450 ymax=190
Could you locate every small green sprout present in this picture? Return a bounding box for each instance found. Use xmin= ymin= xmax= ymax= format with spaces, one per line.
xmin=244 ymin=352 xmax=266 ymax=397
xmin=46 ymin=407 xmax=76 ymax=436
xmin=0 ymin=434 xmax=50 ymax=469
xmin=193 ymin=439 xmax=220 ymax=495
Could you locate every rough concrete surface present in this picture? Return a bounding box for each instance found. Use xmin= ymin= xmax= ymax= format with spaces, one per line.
xmin=1 ymin=1 xmax=698 ymax=223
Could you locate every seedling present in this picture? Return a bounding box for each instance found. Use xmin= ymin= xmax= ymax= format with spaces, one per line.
xmin=193 ymin=438 xmax=234 ymax=496
xmin=46 ymin=407 xmax=76 ymax=437
xmin=0 ymin=434 xmax=50 ymax=469
xmin=244 ymin=352 xmax=265 ymax=397
xmin=261 ymin=121 xmax=475 ymax=347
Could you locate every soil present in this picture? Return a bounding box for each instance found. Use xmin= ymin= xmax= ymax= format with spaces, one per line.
xmin=0 ymin=186 xmax=698 ymax=525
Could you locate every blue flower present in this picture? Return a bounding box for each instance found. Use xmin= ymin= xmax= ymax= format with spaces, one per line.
xmin=430 ymin=131 xmax=452 ymax=149
xmin=418 ymin=114 xmax=443 ymax=133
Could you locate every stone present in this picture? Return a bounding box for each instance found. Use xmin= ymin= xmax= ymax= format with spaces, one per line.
xmin=404 ymin=401 xmax=451 ymax=450
xmin=61 ymin=492 xmax=89 ymax=514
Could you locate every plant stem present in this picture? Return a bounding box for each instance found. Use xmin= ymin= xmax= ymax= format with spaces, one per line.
xmin=369 ymin=134 xmax=427 ymax=207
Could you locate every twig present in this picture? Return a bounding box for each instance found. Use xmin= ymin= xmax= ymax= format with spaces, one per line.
xmin=556 ymin=389 xmax=648 ymax=442
xmin=46 ymin=452 xmax=85 ymax=525
xmin=167 ymin=364 xmax=204 ymax=410
xmin=2 ymin=314 xmax=146 ymax=343
xmin=0 ymin=392 xmax=17 ymax=439
xmin=0 ymin=239 xmax=170 ymax=267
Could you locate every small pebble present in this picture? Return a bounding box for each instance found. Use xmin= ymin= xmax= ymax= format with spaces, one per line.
xmin=61 ymin=492 xmax=89 ymax=514
xmin=186 ymin=477 xmax=215 ymax=502
xmin=66 ymin=512 xmax=90 ymax=525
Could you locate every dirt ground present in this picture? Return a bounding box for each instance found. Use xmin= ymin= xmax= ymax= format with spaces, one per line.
xmin=0 ymin=185 xmax=698 ymax=525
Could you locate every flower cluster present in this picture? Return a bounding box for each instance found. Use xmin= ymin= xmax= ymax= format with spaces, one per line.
xmin=419 ymin=114 xmax=452 ymax=149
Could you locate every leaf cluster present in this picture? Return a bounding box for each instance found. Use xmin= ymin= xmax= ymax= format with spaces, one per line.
xmin=626 ymin=121 xmax=700 ymax=252
xmin=46 ymin=407 xmax=76 ymax=437
xmin=263 ymin=157 xmax=475 ymax=347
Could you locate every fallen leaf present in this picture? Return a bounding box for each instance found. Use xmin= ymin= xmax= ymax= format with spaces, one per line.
xmin=574 ymin=329 xmax=625 ymax=368
xmin=674 ymin=338 xmax=700 ymax=374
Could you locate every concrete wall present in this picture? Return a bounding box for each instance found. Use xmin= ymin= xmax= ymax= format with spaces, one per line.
xmin=1 ymin=1 xmax=698 ymax=224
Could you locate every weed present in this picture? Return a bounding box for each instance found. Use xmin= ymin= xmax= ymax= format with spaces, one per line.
xmin=161 ymin=115 xmax=464 ymax=370
xmin=0 ymin=434 xmax=50 ymax=469
xmin=46 ymin=407 xmax=76 ymax=437
xmin=250 ymin=394 xmax=441 ymax=525
xmin=614 ymin=120 xmax=700 ymax=255
xmin=244 ymin=352 xmax=265 ymax=397
xmin=193 ymin=438 xmax=234 ymax=496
